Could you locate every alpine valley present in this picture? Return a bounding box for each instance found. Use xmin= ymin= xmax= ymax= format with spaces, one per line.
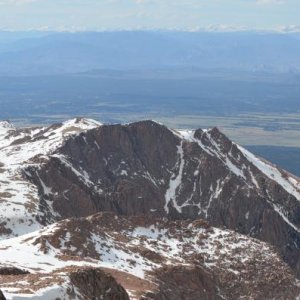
xmin=1 ymin=118 xmax=300 ymax=299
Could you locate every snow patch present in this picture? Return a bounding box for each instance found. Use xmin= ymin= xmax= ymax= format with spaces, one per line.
xmin=238 ymin=145 xmax=300 ymax=201
xmin=164 ymin=141 xmax=185 ymax=213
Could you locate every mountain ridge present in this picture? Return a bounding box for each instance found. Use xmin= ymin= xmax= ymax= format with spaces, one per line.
xmin=1 ymin=31 xmax=300 ymax=75
xmin=1 ymin=118 xmax=300 ymax=299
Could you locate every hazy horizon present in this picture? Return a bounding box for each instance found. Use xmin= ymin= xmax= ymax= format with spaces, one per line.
xmin=0 ymin=0 xmax=299 ymax=32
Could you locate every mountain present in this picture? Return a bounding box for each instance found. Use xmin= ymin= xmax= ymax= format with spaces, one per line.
xmin=1 ymin=118 xmax=300 ymax=299
xmin=0 ymin=118 xmax=101 ymax=238
xmin=0 ymin=31 xmax=300 ymax=75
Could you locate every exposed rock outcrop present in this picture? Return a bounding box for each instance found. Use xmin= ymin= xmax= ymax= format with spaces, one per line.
xmin=0 ymin=290 xmax=6 ymax=300
xmin=70 ymin=268 xmax=130 ymax=300
xmin=0 ymin=267 xmax=30 ymax=276
xmin=0 ymin=267 xmax=129 ymax=300
xmin=147 ymin=265 xmax=221 ymax=300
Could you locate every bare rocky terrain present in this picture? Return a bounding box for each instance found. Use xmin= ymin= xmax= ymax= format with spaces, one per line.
xmin=0 ymin=213 xmax=299 ymax=299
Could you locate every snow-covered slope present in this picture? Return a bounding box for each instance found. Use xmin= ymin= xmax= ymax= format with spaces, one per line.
xmin=0 ymin=118 xmax=101 ymax=239
xmin=237 ymin=144 xmax=300 ymax=201
xmin=0 ymin=213 xmax=299 ymax=299
xmin=177 ymin=127 xmax=300 ymax=201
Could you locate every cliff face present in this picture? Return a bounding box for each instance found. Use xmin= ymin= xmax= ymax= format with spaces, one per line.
xmin=25 ymin=120 xmax=300 ymax=275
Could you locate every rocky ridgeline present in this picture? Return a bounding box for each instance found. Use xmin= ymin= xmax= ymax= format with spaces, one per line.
xmin=1 ymin=118 xmax=300 ymax=299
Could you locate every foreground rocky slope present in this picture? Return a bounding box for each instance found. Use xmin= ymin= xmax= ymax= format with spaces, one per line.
xmin=0 ymin=265 xmax=130 ymax=300
xmin=1 ymin=118 xmax=300 ymax=298
xmin=0 ymin=213 xmax=299 ymax=299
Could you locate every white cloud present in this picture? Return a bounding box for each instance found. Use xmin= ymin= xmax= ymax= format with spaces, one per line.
xmin=0 ymin=0 xmax=39 ymax=5
xmin=277 ymin=25 xmax=300 ymax=32
xmin=256 ymin=0 xmax=285 ymax=5
xmin=192 ymin=24 xmax=249 ymax=32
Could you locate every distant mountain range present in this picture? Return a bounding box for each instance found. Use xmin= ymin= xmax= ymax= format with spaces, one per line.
xmin=0 ymin=31 xmax=300 ymax=75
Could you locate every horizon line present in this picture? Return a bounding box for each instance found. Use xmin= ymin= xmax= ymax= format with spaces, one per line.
xmin=0 ymin=28 xmax=300 ymax=34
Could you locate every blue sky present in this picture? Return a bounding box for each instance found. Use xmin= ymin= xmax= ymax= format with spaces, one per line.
xmin=0 ymin=0 xmax=299 ymax=32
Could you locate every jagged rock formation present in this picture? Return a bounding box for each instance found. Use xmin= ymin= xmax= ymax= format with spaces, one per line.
xmin=0 ymin=213 xmax=299 ymax=299
xmin=1 ymin=118 xmax=300 ymax=298
xmin=70 ymin=268 xmax=130 ymax=300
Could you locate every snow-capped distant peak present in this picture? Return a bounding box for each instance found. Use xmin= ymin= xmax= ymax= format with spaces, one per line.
xmin=0 ymin=120 xmax=14 ymax=129
xmin=0 ymin=121 xmax=15 ymax=138
xmin=62 ymin=117 xmax=102 ymax=129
